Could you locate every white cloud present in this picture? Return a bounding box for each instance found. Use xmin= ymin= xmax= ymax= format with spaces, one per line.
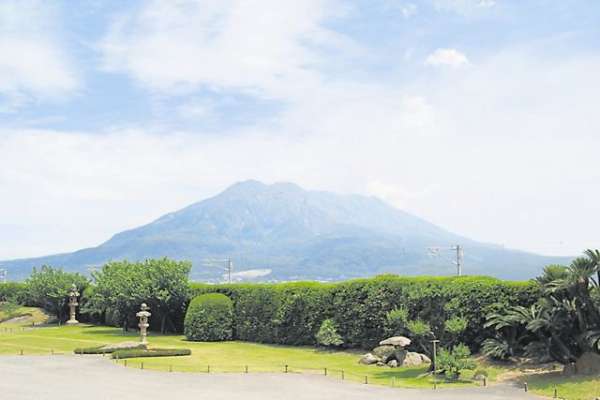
xmin=99 ymin=0 xmax=351 ymax=99
xmin=0 ymin=1 xmax=79 ymax=108
xmin=425 ymin=48 xmax=470 ymax=68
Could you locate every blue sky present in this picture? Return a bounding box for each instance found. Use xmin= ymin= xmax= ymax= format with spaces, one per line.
xmin=1 ymin=0 xmax=599 ymax=259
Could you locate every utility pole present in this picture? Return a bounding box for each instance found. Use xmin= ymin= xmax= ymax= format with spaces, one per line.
xmin=202 ymin=258 xmax=234 ymax=284
xmin=453 ymin=245 xmax=463 ymax=276
xmin=427 ymin=245 xmax=463 ymax=276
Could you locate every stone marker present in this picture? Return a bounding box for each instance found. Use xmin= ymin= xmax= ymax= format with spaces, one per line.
xmin=136 ymin=303 xmax=151 ymax=345
xmin=66 ymin=284 xmax=80 ymax=325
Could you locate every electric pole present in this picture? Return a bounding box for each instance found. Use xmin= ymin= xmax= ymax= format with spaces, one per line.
xmin=427 ymin=245 xmax=463 ymax=276
xmin=202 ymin=258 xmax=234 ymax=283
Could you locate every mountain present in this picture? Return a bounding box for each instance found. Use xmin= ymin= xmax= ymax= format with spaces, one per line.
xmin=1 ymin=180 xmax=569 ymax=281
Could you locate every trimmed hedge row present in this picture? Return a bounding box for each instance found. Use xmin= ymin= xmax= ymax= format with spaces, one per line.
xmin=112 ymin=348 xmax=191 ymax=359
xmin=189 ymin=275 xmax=539 ymax=349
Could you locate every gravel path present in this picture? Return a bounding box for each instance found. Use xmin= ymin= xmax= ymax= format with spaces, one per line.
xmin=0 ymin=356 xmax=543 ymax=400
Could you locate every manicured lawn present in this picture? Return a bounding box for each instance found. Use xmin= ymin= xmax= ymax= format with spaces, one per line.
xmin=523 ymin=371 xmax=600 ymax=400
xmin=0 ymin=322 xmax=499 ymax=389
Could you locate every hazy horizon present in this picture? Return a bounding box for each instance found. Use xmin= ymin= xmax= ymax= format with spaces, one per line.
xmin=1 ymin=1 xmax=599 ymax=260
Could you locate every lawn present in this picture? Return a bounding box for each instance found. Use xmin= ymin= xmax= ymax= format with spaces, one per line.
xmin=0 ymin=321 xmax=499 ymax=389
xmin=3 ymin=317 xmax=599 ymax=397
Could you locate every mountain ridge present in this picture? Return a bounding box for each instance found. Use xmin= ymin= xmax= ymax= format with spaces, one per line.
xmin=1 ymin=180 xmax=569 ymax=281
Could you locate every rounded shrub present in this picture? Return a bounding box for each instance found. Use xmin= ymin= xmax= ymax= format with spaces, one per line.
xmin=184 ymin=293 xmax=233 ymax=341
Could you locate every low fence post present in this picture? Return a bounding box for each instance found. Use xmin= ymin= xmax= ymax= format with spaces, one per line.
xmin=524 ymin=382 xmax=528 ymax=392
xmin=483 ymin=377 xmax=487 ymax=387
xmin=554 ymin=385 xmax=558 ymax=399
xmin=140 ymin=362 xmax=143 ymax=370
xmin=341 ymin=370 xmax=344 ymax=380
xmin=245 ymin=365 xmax=248 ymax=373
xmin=285 ymin=364 xmax=288 ymax=373
xmin=324 ymin=367 xmax=327 ymax=376
xmin=364 ymin=376 xmax=368 ymax=384
xmin=207 ymin=365 xmax=210 ymax=373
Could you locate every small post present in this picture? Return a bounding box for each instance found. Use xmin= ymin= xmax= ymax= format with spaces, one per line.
xmin=19 ymin=349 xmax=23 ymax=356
xmin=124 ymin=360 xmax=127 ymax=367
xmin=324 ymin=367 xmax=327 ymax=376
xmin=554 ymin=385 xmax=558 ymax=398
xmin=524 ymin=382 xmax=528 ymax=392
xmin=169 ymin=365 xmax=173 ymax=373
xmin=245 ymin=365 xmax=248 ymax=373
xmin=207 ymin=365 xmax=210 ymax=373
xmin=364 ymin=376 xmax=368 ymax=384
xmin=341 ymin=370 xmax=344 ymax=380
xmin=483 ymin=377 xmax=487 ymax=387
xmin=285 ymin=364 xmax=288 ymax=373
xmin=141 ymin=362 xmax=144 ymax=370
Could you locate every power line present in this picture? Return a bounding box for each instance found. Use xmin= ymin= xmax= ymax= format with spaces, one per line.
xmin=202 ymin=258 xmax=234 ymax=283
xmin=427 ymin=245 xmax=463 ymax=276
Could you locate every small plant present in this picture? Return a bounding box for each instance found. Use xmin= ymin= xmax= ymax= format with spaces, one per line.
xmin=406 ymin=319 xmax=431 ymax=354
xmin=315 ymin=319 xmax=343 ymax=347
xmin=436 ymin=343 xmax=476 ymax=380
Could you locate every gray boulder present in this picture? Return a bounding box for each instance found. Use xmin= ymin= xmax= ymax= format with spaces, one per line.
xmin=372 ymin=345 xmax=396 ymax=362
xmin=387 ymin=359 xmax=398 ymax=368
xmin=401 ymin=351 xmax=426 ymax=367
xmin=359 ymin=353 xmax=380 ymax=365
xmin=379 ymin=336 xmax=411 ymax=348
xmin=575 ymin=352 xmax=600 ymax=375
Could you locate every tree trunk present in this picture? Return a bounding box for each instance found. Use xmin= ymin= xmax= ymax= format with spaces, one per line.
xmin=161 ymin=314 xmax=167 ymax=334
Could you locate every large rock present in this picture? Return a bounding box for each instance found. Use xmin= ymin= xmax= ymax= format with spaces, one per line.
xmin=359 ymin=353 xmax=380 ymax=365
xmin=379 ymin=336 xmax=411 ymax=348
xmin=575 ymin=352 xmax=600 ymax=375
xmin=372 ymin=345 xmax=396 ymax=362
xmin=395 ymin=349 xmax=408 ymax=365
xmin=387 ymin=359 xmax=398 ymax=368
xmin=400 ymin=352 xmax=428 ymax=367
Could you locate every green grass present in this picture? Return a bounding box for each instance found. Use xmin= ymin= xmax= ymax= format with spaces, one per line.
xmin=0 ymin=322 xmax=496 ymax=389
xmin=523 ymin=371 xmax=600 ymax=400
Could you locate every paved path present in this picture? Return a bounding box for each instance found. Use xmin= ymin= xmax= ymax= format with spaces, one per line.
xmin=0 ymin=356 xmax=544 ymax=400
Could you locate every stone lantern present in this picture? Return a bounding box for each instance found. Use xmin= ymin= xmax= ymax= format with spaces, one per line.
xmin=66 ymin=284 xmax=80 ymax=325
xmin=136 ymin=303 xmax=151 ymax=345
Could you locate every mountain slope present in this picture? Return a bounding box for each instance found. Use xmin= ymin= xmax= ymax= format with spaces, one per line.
xmin=1 ymin=180 xmax=569 ymax=281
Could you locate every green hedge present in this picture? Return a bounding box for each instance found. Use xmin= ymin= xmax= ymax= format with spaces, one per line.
xmin=0 ymin=282 xmax=29 ymax=304
xmin=112 ymin=348 xmax=191 ymax=359
xmin=189 ymin=275 xmax=539 ymax=349
xmin=184 ymin=293 xmax=233 ymax=341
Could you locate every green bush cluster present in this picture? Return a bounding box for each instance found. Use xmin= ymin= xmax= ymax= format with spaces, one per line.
xmin=184 ymin=293 xmax=233 ymax=341
xmin=189 ymin=275 xmax=538 ymax=349
xmin=112 ymin=348 xmax=191 ymax=359
xmin=0 ymin=282 xmax=29 ymax=304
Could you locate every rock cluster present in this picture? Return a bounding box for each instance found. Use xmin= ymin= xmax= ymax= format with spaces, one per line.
xmin=359 ymin=336 xmax=431 ymax=368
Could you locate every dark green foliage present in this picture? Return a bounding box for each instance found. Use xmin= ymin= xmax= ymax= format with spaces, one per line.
xmin=184 ymin=293 xmax=233 ymax=341
xmin=89 ymin=258 xmax=191 ymax=333
xmin=315 ymin=319 xmax=343 ymax=347
xmin=482 ymin=249 xmax=600 ymax=364
xmin=0 ymin=282 xmax=29 ymax=304
xmin=25 ymin=266 xmax=88 ymax=320
xmin=189 ymin=275 xmax=538 ymax=349
xmin=111 ymin=348 xmax=191 ymax=359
